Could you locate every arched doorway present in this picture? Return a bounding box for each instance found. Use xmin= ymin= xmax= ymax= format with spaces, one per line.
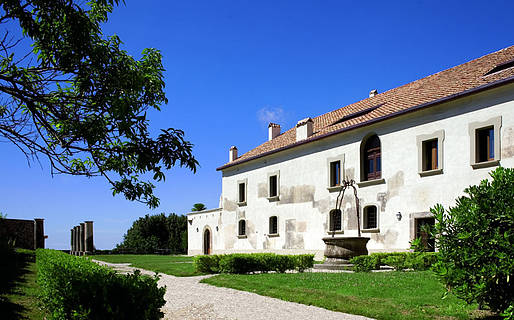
xmin=203 ymin=228 xmax=211 ymax=255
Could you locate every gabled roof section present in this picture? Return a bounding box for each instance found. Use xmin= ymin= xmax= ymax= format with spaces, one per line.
xmin=218 ymin=45 xmax=514 ymax=171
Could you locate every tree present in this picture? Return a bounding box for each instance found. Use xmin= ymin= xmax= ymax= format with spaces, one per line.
xmin=191 ymin=203 xmax=206 ymax=212
xmin=432 ymin=167 xmax=514 ymax=316
xmin=0 ymin=0 xmax=198 ymax=208
xmin=117 ymin=213 xmax=187 ymax=254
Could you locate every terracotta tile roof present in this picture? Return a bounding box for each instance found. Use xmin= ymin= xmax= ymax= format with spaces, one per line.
xmin=218 ymin=45 xmax=514 ymax=171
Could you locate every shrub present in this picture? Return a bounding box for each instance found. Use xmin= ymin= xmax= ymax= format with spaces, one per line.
xmin=193 ymin=253 xmax=314 ymax=274
xmin=37 ymin=249 xmax=165 ymax=320
xmin=350 ymin=255 xmax=378 ymax=272
xmin=383 ymin=255 xmax=408 ymax=271
xmin=351 ymin=252 xmax=439 ymax=272
xmin=432 ymin=167 xmax=514 ymax=316
xmin=409 ymin=252 xmax=438 ymax=271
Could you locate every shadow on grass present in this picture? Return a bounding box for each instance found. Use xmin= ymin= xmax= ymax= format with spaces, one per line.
xmin=0 ymin=248 xmax=34 ymax=319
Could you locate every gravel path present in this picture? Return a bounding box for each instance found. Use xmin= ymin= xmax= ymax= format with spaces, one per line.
xmin=94 ymin=260 xmax=372 ymax=320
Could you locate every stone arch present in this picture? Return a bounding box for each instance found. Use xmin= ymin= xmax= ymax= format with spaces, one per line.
xmin=202 ymin=225 xmax=212 ymax=255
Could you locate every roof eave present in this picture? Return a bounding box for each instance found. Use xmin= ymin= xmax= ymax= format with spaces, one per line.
xmin=217 ymin=75 xmax=514 ymax=171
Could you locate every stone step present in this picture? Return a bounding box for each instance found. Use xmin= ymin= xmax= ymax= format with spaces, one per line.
xmin=312 ymin=263 xmax=354 ymax=271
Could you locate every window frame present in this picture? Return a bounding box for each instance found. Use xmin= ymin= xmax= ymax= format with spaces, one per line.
xmin=358 ymin=134 xmax=385 ymax=187
xmin=237 ymin=178 xmax=247 ymax=206
xmin=266 ymin=171 xmax=280 ymax=201
xmin=237 ymin=219 xmax=247 ymax=238
xmin=326 ymin=154 xmax=345 ymax=192
xmin=416 ymin=130 xmax=444 ymax=177
xmin=468 ymin=116 xmax=502 ymax=169
xmin=361 ymin=205 xmax=379 ymax=233
xmin=268 ymin=216 xmax=279 ymax=236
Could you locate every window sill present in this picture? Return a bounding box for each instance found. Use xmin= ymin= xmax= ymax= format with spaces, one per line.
xmin=237 ymin=201 xmax=247 ymax=207
xmin=471 ymin=159 xmax=500 ymax=169
xmin=327 ymin=230 xmax=344 ymax=235
xmin=419 ymin=168 xmax=443 ymax=177
xmin=237 ymin=235 xmax=247 ymax=239
xmin=361 ymin=228 xmax=380 ymax=233
xmin=357 ymin=178 xmax=385 ymax=188
xmin=267 ymin=233 xmax=280 ymax=238
xmin=266 ymin=196 xmax=280 ymax=202
xmin=327 ymin=186 xmax=343 ymax=193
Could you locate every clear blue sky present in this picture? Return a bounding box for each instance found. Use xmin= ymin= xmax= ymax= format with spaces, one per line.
xmin=1 ymin=0 xmax=513 ymax=249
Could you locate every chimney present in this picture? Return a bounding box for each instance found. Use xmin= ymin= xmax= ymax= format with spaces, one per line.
xmin=268 ymin=123 xmax=281 ymax=141
xmin=296 ymin=117 xmax=313 ymax=142
xmin=229 ymin=146 xmax=238 ymax=162
xmin=369 ymin=89 xmax=378 ymax=98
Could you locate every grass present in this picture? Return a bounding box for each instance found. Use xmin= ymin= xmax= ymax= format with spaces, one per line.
xmin=201 ymin=271 xmax=492 ymax=320
xmin=91 ymin=254 xmax=204 ymax=276
xmin=0 ymin=249 xmax=46 ymax=319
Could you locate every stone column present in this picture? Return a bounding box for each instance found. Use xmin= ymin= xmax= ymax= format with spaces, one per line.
xmin=74 ymin=226 xmax=80 ymax=255
xmin=84 ymin=221 xmax=94 ymax=254
xmin=71 ymin=228 xmax=74 ymax=254
xmin=33 ymin=218 xmax=45 ymax=249
xmin=79 ymin=223 xmax=85 ymax=255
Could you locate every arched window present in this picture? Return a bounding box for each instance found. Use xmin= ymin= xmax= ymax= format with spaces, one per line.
xmin=361 ymin=134 xmax=381 ymax=181
xmin=269 ymin=216 xmax=278 ymax=235
xmin=329 ymin=209 xmax=342 ymax=231
xmin=363 ymin=206 xmax=378 ymax=230
xmin=238 ymin=220 xmax=246 ymax=236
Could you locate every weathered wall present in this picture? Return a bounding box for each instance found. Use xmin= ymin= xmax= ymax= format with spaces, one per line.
xmin=188 ymin=83 xmax=514 ymax=259
xmin=0 ymin=218 xmax=45 ymax=250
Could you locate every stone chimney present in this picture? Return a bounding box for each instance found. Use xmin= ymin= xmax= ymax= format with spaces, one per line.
xmin=229 ymin=146 xmax=238 ymax=162
xmin=296 ymin=118 xmax=313 ymax=142
xmin=268 ymin=123 xmax=281 ymax=141
xmin=369 ymin=89 xmax=378 ymax=98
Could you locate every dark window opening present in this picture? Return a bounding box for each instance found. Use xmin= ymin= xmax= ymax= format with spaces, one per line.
xmin=476 ymin=127 xmax=494 ymax=163
xmin=329 ymin=161 xmax=341 ymax=187
xmin=422 ymin=139 xmax=438 ymax=171
xmin=415 ymin=217 xmax=435 ymax=252
xmin=269 ymin=216 xmax=278 ymax=234
xmin=363 ymin=135 xmax=381 ymax=181
xmin=484 ymin=59 xmax=514 ymax=76
xmin=364 ymin=206 xmax=377 ymax=229
xmin=238 ymin=220 xmax=246 ymax=236
xmin=331 ymin=104 xmax=384 ymax=126
xmin=329 ymin=209 xmax=342 ymax=231
xmin=238 ymin=183 xmax=246 ymax=203
xmin=269 ymin=175 xmax=278 ymax=197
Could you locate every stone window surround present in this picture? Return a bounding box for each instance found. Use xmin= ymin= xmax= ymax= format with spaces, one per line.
xmin=237 ymin=219 xmax=247 ymax=238
xmin=267 ymin=216 xmax=279 ymax=237
xmin=416 ymin=129 xmax=445 ymax=177
xmin=468 ymin=116 xmax=502 ymax=169
xmin=237 ymin=178 xmax=247 ymax=206
xmin=409 ymin=211 xmax=434 ymax=240
xmin=266 ymin=170 xmax=280 ymax=201
xmin=361 ymin=204 xmax=380 ymax=233
xmin=326 ymin=154 xmax=345 ymax=192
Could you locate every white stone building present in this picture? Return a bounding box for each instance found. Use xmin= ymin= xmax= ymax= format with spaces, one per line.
xmin=187 ymin=46 xmax=514 ymax=259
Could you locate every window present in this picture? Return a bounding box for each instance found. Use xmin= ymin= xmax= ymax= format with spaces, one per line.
xmin=267 ymin=171 xmax=280 ymax=200
xmin=363 ymin=206 xmax=377 ymax=230
xmin=269 ymin=216 xmax=278 ymax=235
xmin=469 ymin=116 xmax=501 ymax=169
xmin=237 ymin=179 xmax=247 ymax=205
xmin=329 ymin=161 xmax=341 ymax=187
xmin=476 ymin=127 xmax=494 ymax=163
xmin=422 ymin=139 xmax=438 ymax=171
xmin=362 ymin=134 xmax=381 ymax=181
xmin=329 ymin=209 xmax=342 ymax=232
xmin=269 ymin=175 xmax=278 ymax=197
xmin=238 ymin=220 xmax=246 ymax=236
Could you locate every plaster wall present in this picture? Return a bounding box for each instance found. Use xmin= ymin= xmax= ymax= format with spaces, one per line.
xmin=188 ymin=83 xmax=514 ymax=259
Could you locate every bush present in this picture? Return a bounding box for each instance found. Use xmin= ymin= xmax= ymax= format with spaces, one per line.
xmin=383 ymin=255 xmax=408 ymax=271
xmin=349 ymin=255 xmax=378 ymax=272
xmin=193 ymin=253 xmax=314 ymax=274
xmin=36 ymin=249 xmax=165 ymax=320
xmin=432 ymin=167 xmax=514 ymax=316
xmin=351 ymin=252 xmax=439 ymax=272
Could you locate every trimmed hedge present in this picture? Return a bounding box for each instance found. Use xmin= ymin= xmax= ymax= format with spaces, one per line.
xmin=350 ymin=252 xmax=439 ymax=272
xmin=36 ymin=249 xmax=165 ymax=320
xmin=193 ymin=253 xmax=314 ymax=274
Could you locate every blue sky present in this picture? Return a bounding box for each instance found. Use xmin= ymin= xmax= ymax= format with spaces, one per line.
xmin=1 ymin=1 xmax=513 ymax=249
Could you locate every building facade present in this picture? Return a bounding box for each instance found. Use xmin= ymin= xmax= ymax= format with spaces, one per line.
xmin=187 ymin=46 xmax=514 ymax=259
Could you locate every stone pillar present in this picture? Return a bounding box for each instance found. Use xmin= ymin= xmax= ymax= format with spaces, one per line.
xmin=34 ymin=218 xmax=45 ymax=249
xmin=71 ymin=228 xmax=74 ymax=254
xmin=84 ymin=221 xmax=94 ymax=254
xmin=74 ymin=226 xmax=80 ymax=255
xmin=79 ymin=223 xmax=85 ymax=255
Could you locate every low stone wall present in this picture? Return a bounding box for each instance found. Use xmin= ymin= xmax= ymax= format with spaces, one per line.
xmin=0 ymin=218 xmax=45 ymax=250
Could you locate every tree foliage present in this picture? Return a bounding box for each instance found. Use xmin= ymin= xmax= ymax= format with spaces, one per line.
xmin=191 ymin=203 xmax=206 ymax=211
xmin=432 ymin=167 xmax=514 ymax=316
xmin=117 ymin=213 xmax=187 ymax=254
xmin=0 ymin=0 xmax=198 ymax=208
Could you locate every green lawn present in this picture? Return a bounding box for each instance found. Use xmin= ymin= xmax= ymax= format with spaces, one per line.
xmin=202 ymin=271 xmax=490 ymax=320
xmin=91 ymin=254 xmax=204 ymax=276
xmin=0 ymin=249 xmax=46 ymax=319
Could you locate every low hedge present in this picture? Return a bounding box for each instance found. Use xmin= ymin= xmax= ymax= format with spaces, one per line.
xmin=36 ymin=249 xmax=165 ymax=320
xmin=350 ymin=252 xmax=439 ymax=272
xmin=193 ymin=253 xmax=314 ymax=274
